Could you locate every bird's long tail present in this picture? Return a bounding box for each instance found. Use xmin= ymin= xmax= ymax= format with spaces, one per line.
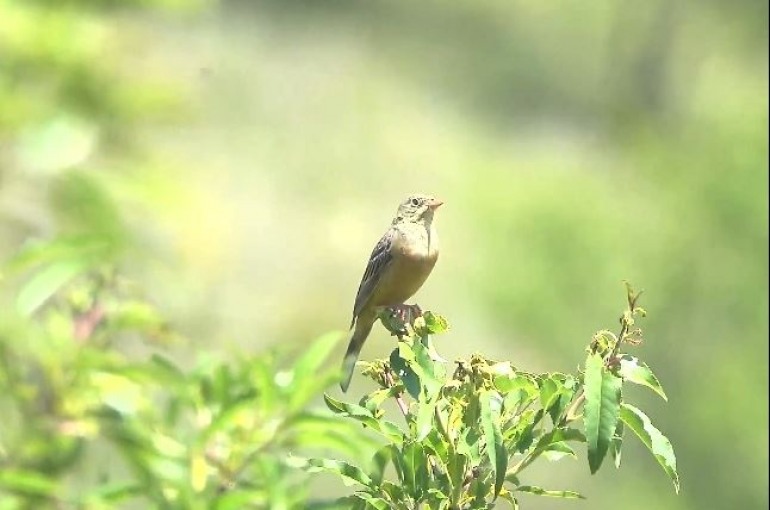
xmin=339 ymin=317 xmax=374 ymax=392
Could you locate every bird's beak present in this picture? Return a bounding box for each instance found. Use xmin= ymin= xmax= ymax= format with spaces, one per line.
xmin=428 ymin=198 xmax=444 ymax=210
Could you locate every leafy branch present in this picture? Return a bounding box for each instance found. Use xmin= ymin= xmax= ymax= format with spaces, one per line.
xmin=296 ymin=283 xmax=680 ymax=509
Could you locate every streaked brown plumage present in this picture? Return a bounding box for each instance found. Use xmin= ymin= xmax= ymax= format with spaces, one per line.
xmin=340 ymin=194 xmax=443 ymax=392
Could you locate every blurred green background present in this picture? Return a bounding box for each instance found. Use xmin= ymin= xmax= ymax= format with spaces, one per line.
xmin=0 ymin=0 xmax=767 ymax=508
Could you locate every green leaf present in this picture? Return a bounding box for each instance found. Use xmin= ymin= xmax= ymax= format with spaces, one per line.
xmin=369 ymin=445 xmax=398 ymax=486
xmin=500 ymin=374 xmax=539 ymax=410
xmin=287 ymin=457 xmax=373 ymax=488
xmin=108 ymin=300 xmax=165 ymax=332
xmin=214 ymin=490 xmax=268 ymax=510
xmin=290 ymin=332 xmax=343 ymax=409
xmin=512 ymin=427 xmax=584 ymax=474
xmin=446 ymin=453 xmax=467 ymax=501
xmin=350 ymin=493 xmax=390 ymax=510
xmin=498 ymin=488 xmax=520 ymax=509
xmin=543 ymin=441 xmax=577 ymax=461
xmin=16 ymin=258 xmax=89 ymax=315
xmin=618 ymin=355 xmax=668 ymax=401
xmin=515 ymin=486 xmax=585 ymax=499
xmin=84 ymin=482 xmax=142 ymax=504
xmin=620 ymin=403 xmax=680 ymax=493
xmin=361 ymin=386 xmax=402 ymax=415
xmin=480 ymin=390 xmax=507 ymax=500
xmin=292 ymin=331 xmax=343 ymax=380
xmin=401 ymin=441 xmax=428 ymax=499
xmin=390 ymin=347 xmax=420 ymax=399
xmin=610 ymin=420 xmax=624 ymax=469
xmin=538 ymin=376 xmax=560 ymax=416
xmin=411 ymin=338 xmax=444 ymax=399
xmin=414 ymin=394 xmax=440 ymax=440
xmin=0 ymin=469 xmax=57 ymax=496
xmin=324 ymin=394 xmax=405 ymax=444
xmin=422 ymin=311 xmax=449 ymax=334
xmin=289 ymin=413 xmax=377 ymax=460
xmin=380 ymin=481 xmax=406 ymax=502
xmin=422 ymin=428 xmax=450 ymax=466
xmin=584 ymin=353 xmax=622 ymax=474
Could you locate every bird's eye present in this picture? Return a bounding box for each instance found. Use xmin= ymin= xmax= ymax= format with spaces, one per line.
xmin=411 ymin=198 xmax=420 ymax=206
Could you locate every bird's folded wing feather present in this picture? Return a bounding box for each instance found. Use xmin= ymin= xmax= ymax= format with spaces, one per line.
xmin=351 ymin=228 xmax=395 ymax=325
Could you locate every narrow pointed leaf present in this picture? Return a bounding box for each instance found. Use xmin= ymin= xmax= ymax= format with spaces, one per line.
xmin=402 ymin=441 xmax=428 ymax=499
xmin=620 ymin=403 xmax=680 ymax=493
xmin=610 ymin=420 xmax=624 ymax=469
xmin=480 ymin=390 xmax=507 ymax=499
xmin=584 ymin=353 xmax=622 ymax=473
xmin=286 ymin=457 xmax=373 ymax=488
xmin=618 ymin=355 xmax=668 ymax=401
xmin=390 ymin=347 xmax=420 ymax=399
xmin=16 ymin=259 xmax=89 ymax=316
xmin=323 ymin=394 xmax=404 ymax=444
xmin=515 ymin=486 xmax=585 ymax=499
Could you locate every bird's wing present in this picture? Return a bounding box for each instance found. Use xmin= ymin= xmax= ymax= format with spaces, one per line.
xmin=351 ymin=228 xmax=395 ymax=326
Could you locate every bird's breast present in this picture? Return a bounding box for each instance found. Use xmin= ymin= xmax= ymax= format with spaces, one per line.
xmin=370 ymin=224 xmax=438 ymax=307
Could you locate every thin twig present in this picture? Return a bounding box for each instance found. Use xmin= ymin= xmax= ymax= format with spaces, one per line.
xmin=384 ymin=370 xmax=410 ymax=419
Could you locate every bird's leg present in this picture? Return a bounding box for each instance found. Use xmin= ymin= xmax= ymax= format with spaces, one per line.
xmin=378 ymin=304 xmax=425 ymax=338
xmin=407 ymin=303 xmax=423 ymax=320
xmin=378 ymin=305 xmax=410 ymax=338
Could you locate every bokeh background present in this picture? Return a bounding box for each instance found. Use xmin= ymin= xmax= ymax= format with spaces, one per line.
xmin=0 ymin=0 xmax=767 ymax=509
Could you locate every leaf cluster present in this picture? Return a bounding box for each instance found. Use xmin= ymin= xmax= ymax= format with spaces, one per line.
xmin=0 ymin=255 xmax=372 ymax=509
xmin=298 ymin=284 xmax=679 ymax=509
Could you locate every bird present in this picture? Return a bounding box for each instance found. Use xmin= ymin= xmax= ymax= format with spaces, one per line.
xmin=339 ymin=193 xmax=443 ymax=392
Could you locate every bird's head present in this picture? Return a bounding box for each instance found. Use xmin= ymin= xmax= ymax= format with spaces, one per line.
xmin=394 ymin=193 xmax=444 ymax=225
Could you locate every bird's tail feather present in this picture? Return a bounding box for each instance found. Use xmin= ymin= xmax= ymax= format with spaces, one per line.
xmin=339 ymin=319 xmax=374 ymax=392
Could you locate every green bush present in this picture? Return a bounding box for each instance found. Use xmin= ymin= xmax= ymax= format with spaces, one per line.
xmin=0 ymin=256 xmax=678 ymax=509
xmin=295 ymin=284 xmax=678 ymax=509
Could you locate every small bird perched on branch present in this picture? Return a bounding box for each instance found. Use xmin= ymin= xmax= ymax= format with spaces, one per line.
xmin=340 ymin=194 xmax=443 ymax=392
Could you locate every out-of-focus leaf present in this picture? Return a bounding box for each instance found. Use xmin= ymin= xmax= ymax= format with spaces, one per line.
xmin=200 ymin=400 xmax=258 ymax=445
xmin=289 ymin=332 xmax=343 ymax=409
xmin=108 ymin=300 xmax=166 ymax=333
xmin=480 ymin=390 xmax=506 ymax=499
xmin=148 ymin=354 xmax=187 ymax=385
xmin=0 ymin=469 xmax=57 ymax=497
xmin=2 ymin=236 xmax=104 ymax=275
xmin=83 ymin=482 xmax=142 ymax=504
xmin=90 ymin=371 xmax=147 ymax=416
xmin=191 ymin=453 xmax=208 ymax=492
xmin=214 ymin=489 xmax=268 ymax=510
xmin=290 ymin=412 xmax=377 ymax=461
xmin=620 ymin=403 xmax=680 ymax=493
xmin=584 ymin=353 xmax=622 ymax=474
xmin=16 ymin=259 xmax=89 ymax=316
xmin=618 ymin=355 xmax=668 ymax=401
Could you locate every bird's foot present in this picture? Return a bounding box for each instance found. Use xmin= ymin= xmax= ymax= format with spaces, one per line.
xmin=378 ymin=304 xmax=424 ymax=339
